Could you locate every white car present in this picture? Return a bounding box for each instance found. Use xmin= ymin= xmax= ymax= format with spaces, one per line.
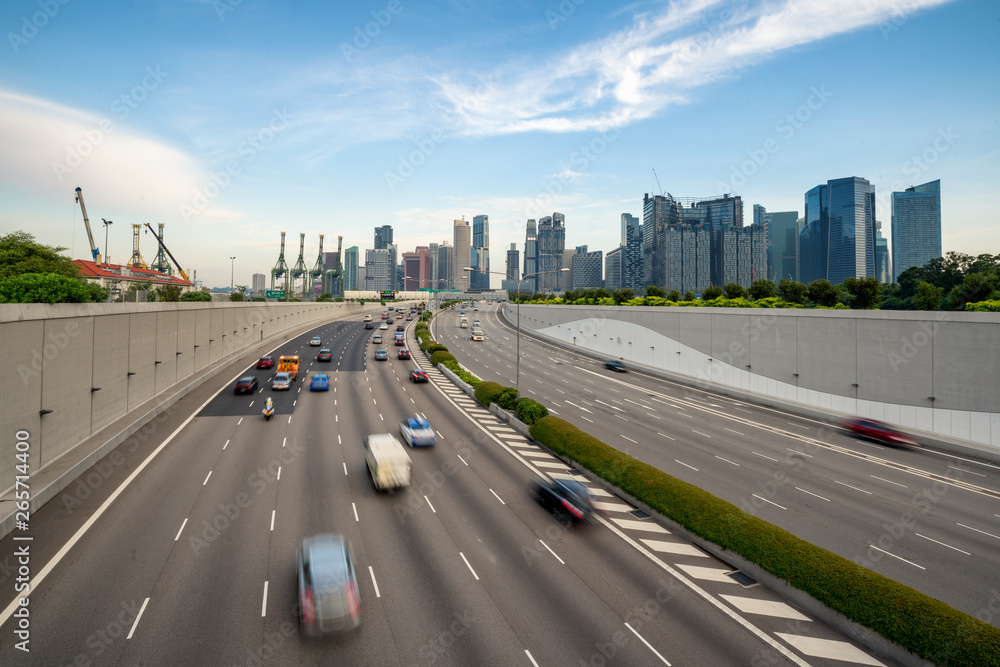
xmin=379 ymin=322 xmax=389 ymax=330
xmin=310 ymin=336 xmax=322 ymax=346
xmin=399 ymin=415 xmax=436 ymax=447
xmin=471 ymin=329 xmax=484 ymax=341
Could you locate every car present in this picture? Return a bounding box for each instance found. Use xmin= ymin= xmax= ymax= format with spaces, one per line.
xmin=842 ymin=418 xmax=919 ymax=447
xmin=271 ymin=372 xmax=292 ymax=390
xmin=459 ymin=311 xmax=465 ymax=317
xmin=605 ymin=359 xmax=627 ymax=372
xmin=472 ymin=319 xmax=480 ymax=326
xmin=409 ymin=369 xmax=428 ymax=383
xmin=397 ymin=348 xmax=410 ymax=359
xmin=394 ymin=334 xmax=405 ymax=346
xmin=310 ymin=373 xmax=330 ymax=391
xmin=374 ymin=349 xmax=388 ymax=361
xmin=531 ymin=477 xmax=601 ymax=524
xmin=297 ymin=534 xmax=361 ymax=635
xmin=381 ymin=312 xmax=388 ymax=320
xmin=372 ymin=333 xmax=382 ymax=344
xmin=386 ymin=317 xmax=394 ymax=325
xmin=310 ymin=336 xmax=322 ymax=346
xmin=256 ymin=356 xmax=274 ymax=369
xmin=317 ymin=349 xmax=332 ymax=362
xmin=379 ymin=322 xmax=389 ymax=330
xmin=396 ymin=324 xmax=405 ymax=331
xmin=399 ymin=415 xmax=436 ymax=447
xmin=364 ymin=322 xmax=374 ymax=329
xmin=471 ymin=329 xmax=484 ymax=341
xmin=473 ymin=307 xmax=478 ymax=311
xmin=234 ymin=376 xmax=258 ymax=394
xmin=405 ymin=315 xmax=413 ymax=321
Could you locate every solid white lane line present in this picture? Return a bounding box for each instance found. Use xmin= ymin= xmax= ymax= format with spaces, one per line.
xmin=834 ymin=480 xmax=872 ymax=495
xmin=752 ymin=494 xmax=787 ymax=510
xmin=626 ymin=623 xmax=671 ymax=665
xmin=870 ymin=475 xmax=907 ymax=488
xmin=460 ymin=552 xmax=479 ymax=580
xmin=490 ymin=489 xmax=506 ymax=505
xmin=203 ymin=471 xmax=212 ymax=485
xmin=752 ymin=451 xmax=777 ymax=462
xmin=795 ymin=487 xmax=830 ymax=502
xmin=270 ymin=510 xmax=275 ymax=531
xmin=675 ymin=460 xmax=698 ymax=471
xmin=174 ymin=518 xmax=188 ymax=541
xmin=715 ymin=456 xmax=739 ymax=466
xmin=868 ymin=545 xmax=925 ymax=569
xmin=425 ymin=496 xmax=436 ymax=513
xmin=369 ymin=566 xmax=381 ymax=597
xmin=957 ymin=523 xmax=1000 ymax=540
xmin=915 ymin=533 xmax=970 ymax=554
xmin=126 ymin=597 xmax=150 ymax=640
xmin=353 ymin=503 xmax=359 ymax=522
xmin=539 ymin=540 xmax=565 ymax=564
xmin=261 ymin=581 xmax=269 ymax=616
xmin=343 ymin=462 xmax=348 ymax=475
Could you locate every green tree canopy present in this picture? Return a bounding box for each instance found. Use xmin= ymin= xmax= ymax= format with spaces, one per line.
xmin=666 ymin=290 xmax=681 ymax=302
xmin=0 ymin=273 xmax=107 ymax=303
xmin=777 ymin=279 xmax=807 ymax=304
xmin=807 ymin=279 xmax=839 ymax=307
xmin=701 ymin=285 xmax=723 ymax=300
xmin=748 ymin=279 xmax=776 ymax=300
xmin=0 ymin=231 xmax=80 ymax=280
xmin=683 ymin=291 xmax=696 ymax=302
xmin=912 ymin=281 xmax=944 ymax=311
xmin=180 ymin=290 xmax=212 ymax=302
xmin=644 ymin=285 xmax=665 ymax=298
xmin=723 ymin=282 xmax=746 ymax=299
xmin=843 ymin=276 xmax=882 ymax=309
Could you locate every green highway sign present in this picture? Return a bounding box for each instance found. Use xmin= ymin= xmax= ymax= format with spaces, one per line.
xmin=265 ymin=290 xmax=285 ymax=299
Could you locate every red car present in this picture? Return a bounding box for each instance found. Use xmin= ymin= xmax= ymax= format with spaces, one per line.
xmin=409 ymin=369 xmax=428 ymax=383
xmin=256 ymin=356 xmax=274 ymax=369
xmin=398 ymin=348 xmax=411 ymax=360
xmin=842 ymin=418 xmax=919 ymax=447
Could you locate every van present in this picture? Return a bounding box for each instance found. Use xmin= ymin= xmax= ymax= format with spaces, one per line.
xmin=277 ymin=355 xmax=299 ymax=380
xmin=460 ymin=320 xmax=468 ymax=329
xmin=365 ymin=433 xmax=412 ymax=491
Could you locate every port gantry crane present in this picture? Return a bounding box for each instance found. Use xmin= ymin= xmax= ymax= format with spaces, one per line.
xmin=270 ymin=232 xmax=289 ymax=296
xmin=324 ymin=235 xmax=343 ymax=297
xmin=74 ymin=187 xmax=102 ymax=264
xmin=142 ymin=223 xmax=189 ymax=281
xmin=290 ymin=233 xmax=308 ymax=298
xmin=309 ymin=234 xmax=325 ymax=297
xmin=148 ymin=223 xmax=171 ymax=275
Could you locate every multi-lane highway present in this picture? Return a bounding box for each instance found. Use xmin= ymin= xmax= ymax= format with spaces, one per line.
xmin=0 ymin=310 xmax=892 ymax=665
xmin=437 ymin=302 xmax=1000 ymax=626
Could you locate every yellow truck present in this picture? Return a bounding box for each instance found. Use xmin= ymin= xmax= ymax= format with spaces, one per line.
xmin=277 ymin=355 xmax=300 ymax=380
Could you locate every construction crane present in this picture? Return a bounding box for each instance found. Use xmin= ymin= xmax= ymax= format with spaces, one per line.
xmin=270 ymin=232 xmax=289 ymax=294
xmin=149 ymin=223 xmax=172 ymax=274
xmin=74 ymin=187 xmax=101 ymax=263
xmin=291 ymin=233 xmax=308 ymax=297
xmin=127 ymin=224 xmax=148 ymax=269
xmin=309 ymin=234 xmax=325 ymax=297
xmin=142 ymin=223 xmax=189 ymax=281
xmin=652 ymin=169 xmax=665 ymax=196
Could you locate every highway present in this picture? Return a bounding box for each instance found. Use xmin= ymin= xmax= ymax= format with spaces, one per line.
xmin=436 ymin=302 xmax=1000 ymax=626
xmin=0 ymin=309 xmax=891 ymax=665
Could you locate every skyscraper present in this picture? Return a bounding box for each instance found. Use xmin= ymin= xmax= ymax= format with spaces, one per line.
xmin=768 ymin=212 xmax=799 ymax=282
xmin=605 ymin=248 xmax=622 ymax=291
xmin=374 ymin=225 xmax=393 ymax=250
xmin=826 ymin=176 xmax=875 ymax=285
xmin=874 ymin=221 xmax=891 ymax=284
xmin=453 ymin=219 xmax=471 ymax=291
xmin=471 ymin=214 xmax=490 ymax=290
xmin=364 ymin=249 xmax=392 ymax=291
xmin=537 ymin=213 xmax=566 ymax=292
xmin=523 ymin=220 xmax=538 ymax=293
xmin=572 ymin=250 xmax=603 ymax=289
xmin=891 ymin=179 xmax=941 ymax=281
xmin=402 ymin=247 xmax=431 ymax=290
xmin=343 ymin=246 xmax=359 ymax=291
xmin=437 ymin=242 xmax=453 ymax=289
xmin=799 ymin=184 xmax=829 ymax=284
xmin=621 ymin=213 xmax=639 ymax=246
xmin=643 ymin=193 xmax=682 ymax=288
xmin=503 ymin=243 xmax=519 ymax=292
xmin=251 ymin=272 xmax=265 ymax=295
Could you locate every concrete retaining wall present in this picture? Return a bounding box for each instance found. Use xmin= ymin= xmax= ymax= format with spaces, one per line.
xmin=0 ymin=301 xmax=389 ymax=496
xmin=502 ymin=304 xmax=1000 ymax=451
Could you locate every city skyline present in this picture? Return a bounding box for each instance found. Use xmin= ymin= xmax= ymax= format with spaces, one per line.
xmin=1 ymin=0 xmax=996 ymax=287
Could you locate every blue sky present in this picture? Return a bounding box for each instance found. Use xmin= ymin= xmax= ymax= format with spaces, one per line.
xmin=1 ymin=0 xmax=996 ymax=288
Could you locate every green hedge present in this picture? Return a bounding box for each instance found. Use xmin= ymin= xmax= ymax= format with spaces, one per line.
xmin=497 ymin=387 xmax=518 ymax=410
xmin=474 ymin=381 xmax=504 ymax=406
xmin=529 ymin=416 xmax=1000 ymax=665
xmin=514 ymin=398 xmax=548 ymax=425
xmin=430 ymin=350 xmax=455 ymax=366
xmin=424 ymin=342 xmax=448 ymax=355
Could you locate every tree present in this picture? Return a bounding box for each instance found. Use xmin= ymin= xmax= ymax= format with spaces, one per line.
xmin=180 ymin=290 xmax=212 ymax=302
xmin=777 ymin=279 xmax=807 ymax=304
xmin=723 ymin=282 xmax=746 ymax=299
xmin=158 ymin=285 xmax=182 ymax=302
xmin=842 ymin=276 xmax=882 ymax=309
xmin=683 ymin=291 xmax=695 ymax=301
xmin=807 ymin=279 xmax=839 ymax=307
xmin=701 ymin=285 xmax=723 ymax=300
xmin=748 ymin=279 xmax=776 ymax=300
xmin=912 ymin=281 xmax=944 ymax=311
xmin=0 ymin=231 xmax=80 ymax=280
xmin=644 ymin=285 xmax=665 ymax=298
xmin=612 ymin=288 xmax=634 ymax=304
xmin=666 ymin=290 xmax=681 ymax=302
xmin=229 ymin=284 xmax=247 ymax=301
xmin=944 ymin=272 xmax=999 ymax=310
xmin=0 ymin=273 xmax=107 ymax=303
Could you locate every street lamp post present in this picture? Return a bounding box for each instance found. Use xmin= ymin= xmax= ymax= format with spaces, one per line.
xmin=230 ymin=256 xmax=236 ymax=294
xmin=101 ymin=219 xmax=112 ymax=267
xmin=464 ymin=266 xmax=567 ymax=398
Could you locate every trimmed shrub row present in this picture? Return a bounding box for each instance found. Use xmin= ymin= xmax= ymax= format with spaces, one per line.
xmin=528 ymin=415 xmax=1000 ymax=665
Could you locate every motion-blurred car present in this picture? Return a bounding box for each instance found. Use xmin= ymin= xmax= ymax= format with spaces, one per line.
xmin=397 ymin=348 xmax=411 ymax=360
xmin=310 ymin=336 xmax=322 ymax=346
xmin=531 ymin=477 xmax=600 ymax=524
xmin=234 ymin=376 xmax=258 ymax=394
xmin=256 ymin=356 xmax=275 ymax=369
xmin=396 ymin=324 xmax=405 ymax=331
xmin=374 ymin=349 xmax=388 ymax=361
xmin=310 ymin=373 xmax=330 ymax=391
xmin=379 ymin=323 xmax=389 ymax=330
xmin=405 ymin=315 xmax=413 ymax=321
xmin=399 ymin=415 xmax=436 ymax=447
xmin=842 ymin=418 xmax=919 ymax=447
xmin=297 ymin=534 xmax=361 ymax=635
xmin=604 ymin=359 xmax=626 ymax=372
xmin=386 ymin=317 xmax=394 ymax=325
xmin=317 ymin=349 xmax=332 ymax=362
xmin=271 ymin=372 xmax=292 ymax=390
xmin=409 ymin=369 xmax=428 ymax=383
xmin=364 ymin=322 xmax=374 ymax=330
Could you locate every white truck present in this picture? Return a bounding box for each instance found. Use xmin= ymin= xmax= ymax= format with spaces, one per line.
xmin=364 ymin=434 xmax=412 ymax=491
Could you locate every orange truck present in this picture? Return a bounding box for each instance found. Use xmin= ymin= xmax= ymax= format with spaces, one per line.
xmin=277 ymin=355 xmax=299 ymax=380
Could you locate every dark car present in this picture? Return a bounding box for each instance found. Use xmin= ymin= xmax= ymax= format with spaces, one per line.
xmin=234 ymin=376 xmax=258 ymax=394
xmin=364 ymin=322 xmax=374 ymax=329
xmin=843 ymin=418 xmax=919 ymax=447
xmin=405 ymin=315 xmax=413 ymax=321
xmin=409 ymin=369 xmax=428 ymax=383
xmin=386 ymin=317 xmax=394 ymax=325
xmin=397 ymin=348 xmax=410 ymax=360
xmin=396 ymin=324 xmax=405 ymax=331
xmin=374 ymin=349 xmax=388 ymax=361
xmin=317 ymin=349 xmax=332 ymax=362
xmin=256 ymin=356 xmax=274 ymax=369
xmin=604 ymin=359 xmax=627 ymax=372
xmin=297 ymin=534 xmax=361 ymax=635
xmin=531 ymin=477 xmax=600 ymax=524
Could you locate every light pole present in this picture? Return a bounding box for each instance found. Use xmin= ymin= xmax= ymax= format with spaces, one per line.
xmin=101 ymin=219 xmax=112 ymax=267
xmin=229 ymin=256 xmax=236 ymax=294
xmin=464 ymin=266 xmax=567 ymax=398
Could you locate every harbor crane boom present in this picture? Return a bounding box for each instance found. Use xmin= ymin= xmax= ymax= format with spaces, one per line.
xmin=74 ymin=187 xmax=101 ymax=263
xmin=142 ymin=223 xmax=189 ymax=282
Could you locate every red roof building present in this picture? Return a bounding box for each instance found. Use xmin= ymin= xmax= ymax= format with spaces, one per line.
xmin=73 ymin=259 xmax=194 ymax=293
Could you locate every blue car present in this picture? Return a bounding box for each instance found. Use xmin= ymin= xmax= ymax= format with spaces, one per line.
xmin=310 ymin=373 xmax=330 ymax=391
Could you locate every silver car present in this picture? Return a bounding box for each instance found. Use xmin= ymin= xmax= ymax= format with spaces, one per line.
xmin=298 ymin=534 xmax=361 ymax=635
